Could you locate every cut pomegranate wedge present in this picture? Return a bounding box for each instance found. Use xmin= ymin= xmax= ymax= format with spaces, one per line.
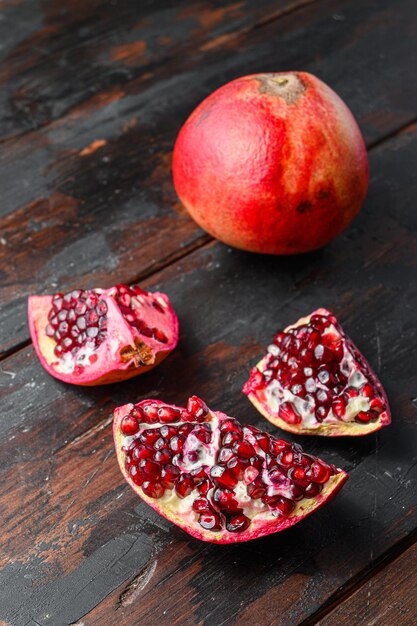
xmin=28 ymin=284 xmax=179 ymax=385
xmin=243 ymin=308 xmax=391 ymax=436
xmin=113 ymin=397 xmax=348 ymax=544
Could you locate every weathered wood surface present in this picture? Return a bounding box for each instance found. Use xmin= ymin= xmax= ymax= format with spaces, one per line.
xmin=2 ymin=0 xmax=417 ymax=356
xmin=318 ymin=543 xmax=417 ymax=626
xmin=0 ymin=122 xmax=416 ymax=625
xmin=1 ymin=0 xmax=417 ymax=624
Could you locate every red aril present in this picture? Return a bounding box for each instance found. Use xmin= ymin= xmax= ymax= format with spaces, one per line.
xmin=28 ymin=284 xmax=179 ymax=385
xmin=113 ymin=397 xmax=348 ymax=544
xmin=243 ymin=308 xmax=391 ymax=436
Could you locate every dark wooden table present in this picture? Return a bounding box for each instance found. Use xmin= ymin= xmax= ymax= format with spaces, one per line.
xmin=1 ymin=1 xmax=416 ymax=624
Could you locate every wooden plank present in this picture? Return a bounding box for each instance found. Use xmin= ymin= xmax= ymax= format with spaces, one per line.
xmin=0 ymin=0 xmax=312 ymax=139
xmin=0 ymin=123 xmax=416 ymax=625
xmin=317 ymin=543 xmax=417 ymax=626
xmin=1 ymin=0 xmax=417 ymax=356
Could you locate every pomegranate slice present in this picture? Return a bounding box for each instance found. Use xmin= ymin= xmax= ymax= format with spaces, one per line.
xmin=113 ymin=397 xmax=348 ymax=544
xmin=243 ymin=308 xmax=391 ymax=436
xmin=28 ymin=284 xmax=179 ymax=385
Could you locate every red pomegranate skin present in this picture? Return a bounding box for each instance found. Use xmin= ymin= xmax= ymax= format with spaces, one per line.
xmin=172 ymin=72 xmax=369 ymax=255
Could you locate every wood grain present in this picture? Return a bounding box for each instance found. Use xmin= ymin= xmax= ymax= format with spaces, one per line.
xmin=0 ymin=123 xmax=416 ymax=625
xmin=318 ymin=543 xmax=417 ymax=626
xmin=2 ymin=0 xmax=417 ymax=356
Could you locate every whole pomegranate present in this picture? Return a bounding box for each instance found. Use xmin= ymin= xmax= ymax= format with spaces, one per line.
xmin=113 ymin=396 xmax=348 ymax=543
xmin=173 ymin=72 xmax=368 ymax=254
xmin=244 ymin=309 xmax=391 ymax=436
xmin=28 ymin=284 xmax=179 ymax=385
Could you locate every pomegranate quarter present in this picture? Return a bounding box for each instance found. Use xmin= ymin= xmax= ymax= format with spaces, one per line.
xmin=173 ymin=71 xmax=368 ymax=255
xmin=28 ymin=284 xmax=179 ymax=385
xmin=113 ymin=397 xmax=348 ymax=544
xmin=244 ymin=309 xmax=391 ymax=436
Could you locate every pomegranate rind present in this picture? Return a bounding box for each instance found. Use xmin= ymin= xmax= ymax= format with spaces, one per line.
xmin=113 ymin=403 xmax=348 ymax=544
xmin=28 ymin=288 xmax=179 ymax=386
xmin=244 ymin=309 xmax=391 ymax=437
xmin=173 ymin=71 xmax=368 ymax=255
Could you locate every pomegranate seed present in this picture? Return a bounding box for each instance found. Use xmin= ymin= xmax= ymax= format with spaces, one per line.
xmin=158 ymin=406 xmax=180 ymax=423
xmin=290 ymin=467 xmax=306 ymax=481
xmin=227 ymin=457 xmax=248 ymax=480
xmin=130 ymin=466 xmax=145 ymax=486
xmin=199 ymin=512 xmax=222 ymax=531
xmin=308 ymin=461 xmax=331 ymax=484
xmin=46 ymin=324 xmax=55 ymax=337
xmin=153 ymin=328 xmax=168 ymax=343
xmin=179 ymin=423 xmax=194 ymax=436
xmin=274 ymin=496 xmax=295 ymax=516
xmin=198 ymin=479 xmax=211 ymax=495
xmin=154 ymin=437 xmax=167 ymax=451
xmin=96 ymin=300 xmax=107 ymax=316
xmin=210 ymin=465 xmax=238 ymax=490
xmin=304 ymin=482 xmax=322 ymax=498
xmin=170 ymin=436 xmax=184 ymax=453
xmin=152 ymin=299 xmax=165 ymax=313
xmin=133 ymin=446 xmax=154 ymax=461
xmin=187 ymin=396 xmax=209 ymax=421
xmin=190 ymin=467 xmax=207 ymax=484
xmin=160 ymin=464 xmax=180 ymax=487
xmin=213 ymin=489 xmax=240 ymax=511
xmin=316 ymin=406 xmax=329 ymax=421
xmin=233 ymin=441 xmax=256 ymax=459
xmin=154 ymin=449 xmax=172 ymax=464
xmin=142 ymin=404 xmax=160 ymax=423
xmin=139 ymin=459 xmax=161 ymax=479
xmin=192 ymin=498 xmax=213 ymax=513
xmin=226 ymin=514 xmax=250 ymax=533
xmin=160 ymin=425 xmax=177 ymax=439
xmin=193 ymin=425 xmax=212 ymax=444
xmin=305 ymin=377 xmax=317 ymax=393
xmin=220 ymin=419 xmax=243 ymax=434
xmin=218 ymin=448 xmax=235 ymax=463
xmin=222 ymin=431 xmax=241 ymax=447
xmin=243 ymin=466 xmax=259 ymax=484
xmin=247 ymin=481 xmax=266 ymax=499
xmin=279 ymin=450 xmax=294 ymax=467
xmin=306 ymin=330 xmax=321 ymax=349
xmin=76 ymin=316 xmax=87 ymax=330
xmin=270 ymin=439 xmax=289 ymax=455
xmin=255 ymin=433 xmax=270 ymax=452
xmin=142 ymin=481 xmax=165 ymax=498
xmin=130 ymin=405 xmax=144 ymax=421
xmin=74 ymin=300 xmax=87 ymax=315
xmin=332 ymin=397 xmax=346 ymax=417
xmin=347 ymin=387 xmax=359 ymax=398
xmin=361 ymin=383 xmax=374 ymax=398
xmin=268 ymin=468 xmax=286 ymax=485
xmin=355 ymin=410 xmax=374 ymax=423
xmin=278 ymin=402 xmax=301 ymax=425
xmin=120 ymin=414 xmax=140 ymax=436
xmin=262 ymin=493 xmax=282 ymax=507
xmin=139 ymin=429 xmax=160 ymax=446
xmin=175 ymin=475 xmax=194 ymax=498
xmin=370 ymin=397 xmax=384 ymax=412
